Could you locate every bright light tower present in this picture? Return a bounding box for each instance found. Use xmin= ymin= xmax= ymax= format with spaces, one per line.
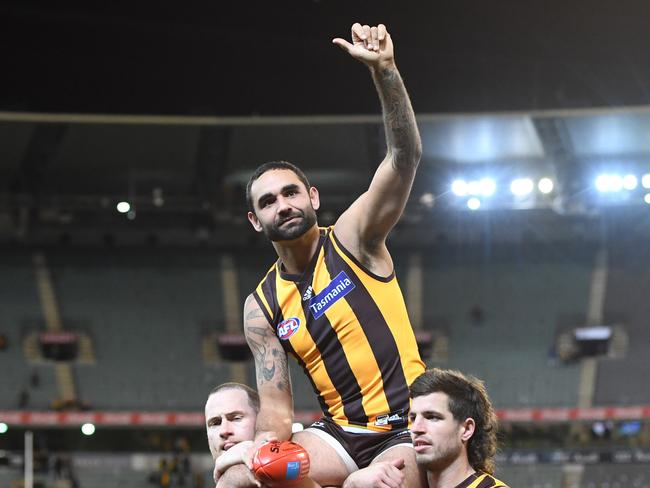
xmin=81 ymin=423 xmax=96 ymax=436
xmin=642 ymin=174 xmax=650 ymax=189
xmin=595 ymin=175 xmax=609 ymax=193
xmin=467 ymin=197 xmax=481 ymax=210
xmin=116 ymin=201 xmax=131 ymax=213
xmin=538 ymin=178 xmax=554 ymax=194
xmin=595 ymin=174 xmax=623 ymax=193
xmin=479 ymin=178 xmax=496 ymax=197
xmin=510 ymin=178 xmax=534 ymax=196
xmin=451 ymin=179 xmax=468 ymax=196
xmin=609 ymin=175 xmax=623 ymax=192
xmin=623 ymin=174 xmax=638 ymax=190
xmin=467 ymin=180 xmax=481 ymax=196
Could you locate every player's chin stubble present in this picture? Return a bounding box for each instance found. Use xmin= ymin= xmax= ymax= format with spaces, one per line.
xmin=264 ymin=209 xmax=317 ymax=242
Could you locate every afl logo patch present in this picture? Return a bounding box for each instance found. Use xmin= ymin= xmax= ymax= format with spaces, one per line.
xmin=277 ymin=317 xmax=301 ymax=340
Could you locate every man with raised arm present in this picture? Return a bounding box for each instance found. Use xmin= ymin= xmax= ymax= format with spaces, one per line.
xmin=242 ymin=22 xmax=426 ymax=487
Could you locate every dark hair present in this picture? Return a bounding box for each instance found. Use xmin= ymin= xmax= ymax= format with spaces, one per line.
xmin=246 ymin=161 xmax=311 ymax=212
xmin=410 ymin=368 xmax=498 ymax=475
xmin=209 ymin=382 xmax=260 ymax=414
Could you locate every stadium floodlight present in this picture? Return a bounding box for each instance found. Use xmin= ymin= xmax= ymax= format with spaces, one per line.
xmin=451 ymin=179 xmax=468 ymax=196
xmin=81 ymin=423 xmax=96 ymax=436
xmin=292 ymin=423 xmax=304 ymax=433
xmin=467 ymin=180 xmax=481 ymax=196
xmin=467 ymin=197 xmax=481 ymax=210
xmin=642 ymin=174 xmax=650 ymax=189
xmin=595 ymin=174 xmax=623 ymax=193
xmin=645 ymin=194 xmax=650 ymax=205
xmin=116 ymin=201 xmax=131 ymax=213
xmin=0 ymin=422 xmax=7 ymax=434
xmin=538 ymin=178 xmax=554 ymax=194
xmin=609 ymin=175 xmax=623 ymax=192
xmin=479 ymin=178 xmax=496 ymax=197
xmin=623 ymin=174 xmax=638 ymax=191
xmin=510 ymin=178 xmax=534 ymax=196
xmin=595 ymin=175 xmax=608 ymax=193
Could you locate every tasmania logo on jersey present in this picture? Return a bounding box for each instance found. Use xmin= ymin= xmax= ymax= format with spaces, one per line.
xmin=277 ymin=317 xmax=301 ymax=340
xmin=308 ymin=271 xmax=356 ymax=319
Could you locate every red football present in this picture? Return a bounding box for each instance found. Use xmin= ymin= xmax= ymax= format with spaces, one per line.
xmin=252 ymin=440 xmax=310 ymax=487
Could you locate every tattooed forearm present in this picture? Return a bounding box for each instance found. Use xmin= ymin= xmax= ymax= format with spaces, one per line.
xmin=272 ymin=348 xmax=291 ymax=392
xmin=372 ymin=65 xmax=422 ymax=171
xmin=246 ymin=328 xmax=267 ymax=363
xmin=263 ymin=362 xmax=276 ymax=381
xmin=247 ymin=334 xmax=276 ymax=380
xmin=245 ymin=323 xmax=290 ymax=392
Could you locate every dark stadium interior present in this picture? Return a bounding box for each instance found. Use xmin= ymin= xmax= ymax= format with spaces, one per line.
xmin=4 ymin=0 xmax=650 ymax=115
xmin=2 ymin=1 xmax=650 ymax=487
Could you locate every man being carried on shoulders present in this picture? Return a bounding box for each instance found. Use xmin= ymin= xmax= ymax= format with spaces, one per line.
xmin=239 ymin=21 xmax=426 ymax=488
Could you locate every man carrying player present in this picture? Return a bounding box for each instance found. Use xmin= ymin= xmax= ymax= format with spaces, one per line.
xmin=207 ymin=382 xmax=406 ymax=487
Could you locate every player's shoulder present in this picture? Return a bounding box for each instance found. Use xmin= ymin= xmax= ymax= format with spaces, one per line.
xmin=472 ymin=473 xmax=509 ymax=488
xmin=486 ymin=474 xmax=509 ymax=488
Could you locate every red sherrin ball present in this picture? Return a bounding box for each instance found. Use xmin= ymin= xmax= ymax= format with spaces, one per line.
xmin=252 ymin=440 xmax=310 ymax=487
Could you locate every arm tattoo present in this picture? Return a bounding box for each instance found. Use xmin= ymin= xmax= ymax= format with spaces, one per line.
xmin=245 ymin=307 xmax=265 ymax=320
xmin=373 ymin=66 xmax=422 ymax=171
xmin=245 ymin=323 xmax=290 ymax=392
xmin=272 ymin=348 xmax=290 ymax=391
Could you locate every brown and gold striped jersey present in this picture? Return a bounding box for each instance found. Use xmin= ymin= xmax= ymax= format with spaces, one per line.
xmin=253 ymin=227 xmax=425 ymax=432
xmin=455 ymin=472 xmax=509 ymax=488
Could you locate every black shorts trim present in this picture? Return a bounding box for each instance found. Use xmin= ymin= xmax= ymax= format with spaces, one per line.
xmin=305 ymin=417 xmax=413 ymax=470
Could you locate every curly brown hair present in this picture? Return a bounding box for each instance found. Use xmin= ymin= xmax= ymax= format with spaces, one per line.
xmin=409 ymin=368 xmax=498 ymax=474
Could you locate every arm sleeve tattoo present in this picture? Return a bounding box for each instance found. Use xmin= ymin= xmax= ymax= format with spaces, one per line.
xmin=244 ymin=299 xmax=291 ymax=393
xmin=372 ymin=66 xmax=422 ymax=171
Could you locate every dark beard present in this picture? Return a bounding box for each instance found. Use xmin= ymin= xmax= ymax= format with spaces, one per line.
xmin=263 ymin=208 xmax=317 ymax=242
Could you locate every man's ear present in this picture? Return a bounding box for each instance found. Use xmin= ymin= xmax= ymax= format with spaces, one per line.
xmin=460 ymin=418 xmax=476 ymax=443
xmin=309 ymin=186 xmax=321 ymax=211
xmin=247 ymin=211 xmax=263 ymax=233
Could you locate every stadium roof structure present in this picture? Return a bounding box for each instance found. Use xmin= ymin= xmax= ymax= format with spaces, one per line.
xmin=2 ymin=106 xmax=650 ymax=246
xmin=3 ymin=0 xmax=650 ymax=245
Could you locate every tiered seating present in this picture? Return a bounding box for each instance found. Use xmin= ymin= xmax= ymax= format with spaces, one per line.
xmin=73 ymin=452 xmax=213 ymax=488
xmin=580 ymin=464 xmax=650 ymax=488
xmin=596 ymin=240 xmax=650 ymax=405
xmin=496 ymin=464 xmax=564 ymax=488
xmin=0 ymin=467 xmax=20 ymax=488
xmin=0 ymin=248 xmax=59 ymax=410
xmin=47 ymin=248 xmax=229 ymax=410
xmin=422 ymin=242 xmax=595 ymax=407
